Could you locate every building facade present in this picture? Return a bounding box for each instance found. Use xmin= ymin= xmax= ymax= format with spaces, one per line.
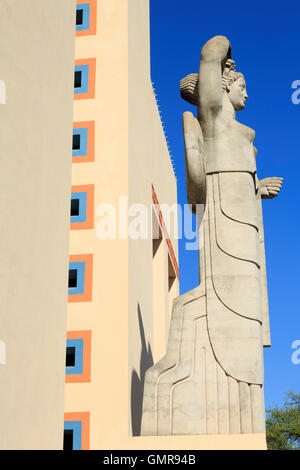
xmin=64 ymin=0 xmax=179 ymax=449
xmin=0 ymin=0 xmax=268 ymax=451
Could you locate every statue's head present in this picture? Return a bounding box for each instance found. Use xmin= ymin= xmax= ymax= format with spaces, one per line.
xmin=222 ymin=59 xmax=248 ymax=111
xmin=180 ymin=59 xmax=248 ymax=111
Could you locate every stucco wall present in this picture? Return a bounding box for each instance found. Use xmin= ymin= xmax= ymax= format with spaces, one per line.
xmin=65 ymin=0 xmax=130 ymax=449
xmin=0 ymin=0 xmax=76 ymax=449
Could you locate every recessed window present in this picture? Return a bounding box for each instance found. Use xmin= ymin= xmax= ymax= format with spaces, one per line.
xmin=71 ymin=199 xmax=80 ymax=217
xmin=72 ymin=121 xmax=95 ymax=163
xmin=70 ymin=191 xmax=87 ymax=225
xmin=74 ymin=70 xmax=82 ymax=88
xmin=63 ymin=421 xmax=82 ymax=450
xmin=66 ymin=346 xmax=76 ymax=367
xmin=68 ymin=269 xmax=78 ymax=288
xmin=70 ymin=186 xmax=94 ymax=230
xmin=76 ymin=8 xmax=83 ymax=25
xmin=76 ymin=0 xmax=96 ymax=37
xmin=74 ymin=60 xmax=95 ymax=98
xmin=68 ymin=256 xmax=92 ymax=301
xmin=66 ymin=333 xmax=91 ymax=382
xmin=72 ymin=128 xmax=87 ymax=157
xmin=64 ymin=414 xmax=90 ymax=450
xmin=65 ymin=338 xmax=84 ymax=376
xmin=72 ymin=133 xmax=81 ymax=150
xmin=63 ymin=429 xmax=74 ymax=451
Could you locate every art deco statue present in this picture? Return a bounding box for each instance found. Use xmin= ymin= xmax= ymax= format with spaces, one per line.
xmin=141 ymin=36 xmax=283 ymax=436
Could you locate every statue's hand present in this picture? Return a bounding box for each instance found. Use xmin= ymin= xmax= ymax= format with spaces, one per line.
xmin=260 ymin=177 xmax=283 ymax=199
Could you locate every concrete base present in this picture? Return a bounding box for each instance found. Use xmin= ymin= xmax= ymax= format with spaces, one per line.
xmin=99 ymin=433 xmax=267 ymax=450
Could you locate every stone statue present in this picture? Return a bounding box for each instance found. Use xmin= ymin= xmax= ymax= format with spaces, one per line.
xmin=141 ymin=36 xmax=283 ymax=436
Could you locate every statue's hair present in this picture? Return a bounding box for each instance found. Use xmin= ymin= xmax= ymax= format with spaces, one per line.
xmin=222 ymin=70 xmax=244 ymax=91
xmin=180 ymin=60 xmax=244 ymax=106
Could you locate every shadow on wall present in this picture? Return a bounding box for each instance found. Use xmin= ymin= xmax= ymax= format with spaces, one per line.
xmin=131 ymin=303 xmax=153 ymax=436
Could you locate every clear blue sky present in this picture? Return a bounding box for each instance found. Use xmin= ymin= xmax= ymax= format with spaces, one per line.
xmin=150 ymin=0 xmax=299 ymax=410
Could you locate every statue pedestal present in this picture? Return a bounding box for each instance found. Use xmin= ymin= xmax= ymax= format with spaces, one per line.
xmin=109 ymin=433 xmax=267 ymax=450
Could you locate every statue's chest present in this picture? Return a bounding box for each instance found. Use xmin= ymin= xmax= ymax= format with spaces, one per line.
xmin=231 ymin=119 xmax=255 ymax=145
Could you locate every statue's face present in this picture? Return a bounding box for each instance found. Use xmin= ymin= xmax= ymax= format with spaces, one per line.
xmin=227 ymin=76 xmax=248 ymax=111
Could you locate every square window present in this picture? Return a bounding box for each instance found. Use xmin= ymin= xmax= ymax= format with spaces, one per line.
xmin=70 ymin=192 xmax=87 ymax=224
xmin=76 ymin=8 xmax=83 ymax=25
xmin=76 ymin=4 xmax=89 ymax=31
xmin=68 ymin=261 xmax=86 ymax=296
xmin=74 ymin=70 xmax=82 ymax=89
xmin=64 ymin=421 xmax=82 ymax=450
xmin=76 ymin=0 xmax=96 ymax=37
xmin=72 ymin=128 xmax=88 ymax=157
xmin=68 ymin=255 xmax=92 ymax=302
xmin=72 ymin=121 xmax=95 ymax=163
xmin=66 ymin=331 xmax=91 ymax=382
xmin=66 ymin=338 xmax=83 ymax=375
xmin=72 ymin=133 xmax=81 ymax=150
xmin=76 ymin=1 xmax=96 ymax=36
xmin=68 ymin=269 xmax=78 ymax=289
xmin=64 ymin=412 xmax=90 ymax=450
xmin=66 ymin=346 xmax=76 ymax=367
xmin=70 ymin=186 xmax=94 ymax=230
xmin=71 ymin=199 xmax=80 ymax=217
xmin=74 ymin=60 xmax=95 ymax=99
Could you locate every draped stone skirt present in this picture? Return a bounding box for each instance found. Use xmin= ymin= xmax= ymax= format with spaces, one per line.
xmin=141 ymin=172 xmax=265 ymax=436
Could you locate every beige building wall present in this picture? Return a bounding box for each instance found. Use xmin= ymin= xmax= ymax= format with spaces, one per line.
xmin=65 ymin=0 xmax=179 ymax=448
xmin=65 ymin=0 xmax=129 ymax=450
xmin=0 ymin=0 xmax=76 ymax=449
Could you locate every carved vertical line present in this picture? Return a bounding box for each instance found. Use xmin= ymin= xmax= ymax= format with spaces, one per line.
xmin=228 ymin=373 xmax=231 ymax=433
xmin=228 ymin=376 xmax=241 ymax=434
xmin=216 ymin=357 xmax=219 ymax=434
xmin=251 ymin=384 xmax=265 ymax=433
xmin=205 ymin=344 xmax=218 ymax=434
xmin=226 ymin=373 xmax=229 ymax=433
xmin=239 ymin=381 xmax=242 ymax=434
xmin=217 ymin=365 xmax=229 ymax=434
xmin=156 ymin=305 xmax=185 ymax=436
xmin=170 ymin=314 xmax=199 ymax=435
xmin=216 ymin=359 xmax=220 ymax=434
xmin=239 ymin=382 xmax=252 ymax=433
xmin=249 ymin=384 xmax=253 ymax=433
xmin=203 ymin=346 xmax=207 ymax=435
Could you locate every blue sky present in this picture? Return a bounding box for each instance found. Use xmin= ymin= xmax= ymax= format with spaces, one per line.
xmin=150 ymin=0 xmax=299 ymax=409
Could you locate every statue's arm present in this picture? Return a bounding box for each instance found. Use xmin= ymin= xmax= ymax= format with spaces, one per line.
xmin=183 ymin=111 xmax=206 ymax=210
xmin=198 ymin=36 xmax=231 ymax=117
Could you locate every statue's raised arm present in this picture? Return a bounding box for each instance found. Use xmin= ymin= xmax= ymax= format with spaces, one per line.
xmin=198 ymin=36 xmax=231 ymax=120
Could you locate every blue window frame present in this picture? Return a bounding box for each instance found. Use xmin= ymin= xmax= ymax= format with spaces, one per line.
xmin=74 ymin=64 xmax=89 ymax=94
xmin=76 ymin=3 xmax=90 ymax=32
xmin=68 ymin=261 xmax=86 ymax=295
xmin=72 ymin=127 xmax=88 ymax=157
xmin=70 ymin=192 xmax=87 ymax=224
xmin=64 ymin=420 xmax=82 ymax=450
xmin=66 ymin=338 xmax=84 ymax=375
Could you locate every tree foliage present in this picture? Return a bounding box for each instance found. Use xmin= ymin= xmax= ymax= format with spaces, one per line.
xmin=266 ymin=391 xmax=300 ymax=450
